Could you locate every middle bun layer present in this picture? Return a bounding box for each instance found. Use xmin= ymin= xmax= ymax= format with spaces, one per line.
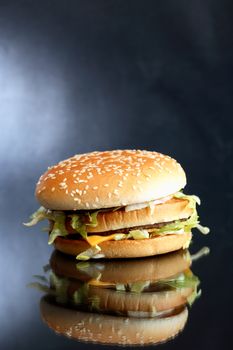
xmin=84 ymin=198 xmax=192 ymax=233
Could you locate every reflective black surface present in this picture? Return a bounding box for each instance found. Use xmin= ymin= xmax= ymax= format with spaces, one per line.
xmin=1 ymin=1 xmax=233 ymax=349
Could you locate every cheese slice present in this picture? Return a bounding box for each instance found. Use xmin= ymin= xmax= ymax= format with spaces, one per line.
xmin=86 ymin=234 xmax=117 ymax=247
xmin=88 ymin=279 xmax=116 ymax=288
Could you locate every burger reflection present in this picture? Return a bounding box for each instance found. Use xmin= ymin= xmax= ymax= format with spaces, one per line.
xmin=32 ymin=248 xmax=208 ymax=346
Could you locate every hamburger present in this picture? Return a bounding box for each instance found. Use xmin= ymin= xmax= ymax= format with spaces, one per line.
xmin=25 ymin=150 xmax=209 ymax=259
xmin=33 ymin=249 xmax=201 ymax=346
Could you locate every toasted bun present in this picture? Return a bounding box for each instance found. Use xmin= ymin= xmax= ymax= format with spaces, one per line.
xmin=54 ymin=231 xmax=192 ymax=259
xmin=86 ymin=197 xmax=192 ymax=233
xmin=36 ymin=150 xmax=186 ymax=210
xmin=50 ymin=249 xmax=191 ymax=283
xmin=40 ymin=297 xmax=188 ymax=346
xmin=87 ymin=286 xmax=193 ymax=315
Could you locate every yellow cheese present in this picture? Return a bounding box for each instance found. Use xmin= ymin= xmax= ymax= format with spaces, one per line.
xmin=86 ymin=234 xmax=117 ymax=247
xmin=88 ymin=279 xmax=116 ymax=288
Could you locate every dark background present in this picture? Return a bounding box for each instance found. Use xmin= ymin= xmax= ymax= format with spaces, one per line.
xmin=0 ymin=1 xmax=233 ymax=349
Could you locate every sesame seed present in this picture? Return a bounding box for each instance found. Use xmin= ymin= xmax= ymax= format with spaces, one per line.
xmin=104 ymin=184 xmax=109 ymax=187
xmin=93 ymin=186 xmax=98 ymax=190
xmin=51 ymin=187 xmax=55 ymax=192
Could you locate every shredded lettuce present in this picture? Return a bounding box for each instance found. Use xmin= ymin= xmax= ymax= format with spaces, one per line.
xmin=86 ymin=211 xmax=99 ymax=227
xmin=74 ymin=284 xmax=100 ymax=310
xmin=76 ymin=245 xmax=101 ymax=261
xmin=128 ymin=230 xmax=149 ymax=240
xmin=113 ymin=230 xmax=149 ymax=242
xmin=24 ymin=207 xmax=53 ymax=226
xmin=150 ymin=192 xmax=209 ymax=236
xmin=24 ymin=207 xmax=101 ymax=245
xmin=70 ymin=215 xmax=88 ymax=240
xmin=73 ymin=284 xmax=89 ymax=305
xmin=49 ymin=272 xmax=69 ymax=304
xmin=188 ymin=288 xmax=202 ymax=306
xmin=129 ymin=281 xmax=150 ymax=293
xmin=174 ymin=192 xmax=201 ymax=206
xmin=174 ymin=192 xmax=210 ymax=234
xmin=160 ymin=271 xmax=200 ymax=290
xmin=191 ymin=246 xmax=210 ymax=261
xmin=27 ymin=282 xmax=53 ymax=294
xmin=24 ymin=207 xmax=69 ymax=244
xmin=116 ymin=284 xmax=126 ymax=291
xmin=114 ymin=233 xmax=126 ymax=240
xmin=48 ymin=211 xmax=67 ymax=244
xmin=32 ymin=275 xmax=48 ymax=283
xmin=196 ymin=224 xmax=210 ymax=234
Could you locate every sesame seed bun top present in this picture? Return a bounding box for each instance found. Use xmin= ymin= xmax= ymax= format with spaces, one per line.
xmin=36 ymin=150 xmax=186 ymax=210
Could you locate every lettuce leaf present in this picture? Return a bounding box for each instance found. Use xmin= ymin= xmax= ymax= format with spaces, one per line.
xmin=69 ymin=211 xmax=100 ymax=240
xmin=160 ymin=272 xmax=200 ymax=289
xmin=76 ymin=245 xmax=102 ymax=261
xmin=24 ymin=207 xmax=100 ymax=245
xmin=70 ymin=214 xmax=88 ymax=240
xmin=86 ymin=211 xmax=99 ymax=227
xmin=150 ymin=192 xmax=209 ymax=236
xmin=127 ymin=230 xmax=149 ymax=240
xmin=27 ymin=282 xmax=53 ymax=294
xmin=188 ymin=288 xmax=202 ymax=306
xmin=50 ymin=272 xmax=69 ymax=304
xmin=24 ymin=207 xmax=53 ymax=226
xmin=174 ymin=192 xmax=210 ymax=234
xmin=73 ymin=284 xmax=89 ymax=305
xmin=48 ymin=212 xmax=67 ymax=244
xmin=24 ymin=207 xmax=69 ymax=244
xmin=128 ymin=281 xmax=150 ymax=293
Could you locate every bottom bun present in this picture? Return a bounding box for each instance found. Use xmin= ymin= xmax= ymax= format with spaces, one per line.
xmin=54 ymin=232 xmax=192 ymax=259
xmin=40 ymin=297 xmax=188 ymax=346
xmin=87 ymin=286 xmax=193 ymax=316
